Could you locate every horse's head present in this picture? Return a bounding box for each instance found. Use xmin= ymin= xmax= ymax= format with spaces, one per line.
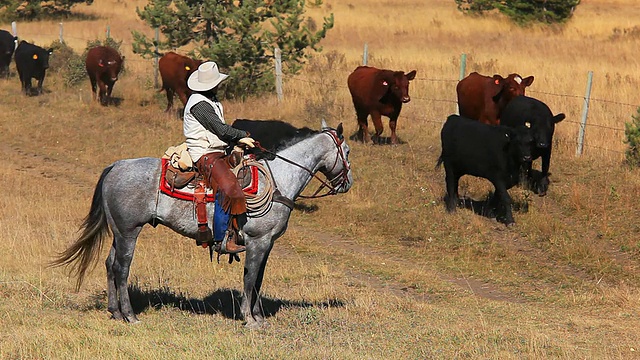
xmin=319 ymin=119 xmax=353 ymax=194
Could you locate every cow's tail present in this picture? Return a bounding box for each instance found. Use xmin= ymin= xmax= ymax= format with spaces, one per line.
xmin=435 ymin=154 xmax=444 ymax=169
xmin=49 ymin=165 xmax=114 ymax=291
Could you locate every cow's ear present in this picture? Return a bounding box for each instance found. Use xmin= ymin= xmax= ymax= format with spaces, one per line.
xmin=121 ymin=55 xmax=125 ymax=62
xmin=491 ymin=75 xmax=506 ymax=101
xmin=553 ymin=113 xmax=565 ymax=124
xmin=47 ymin=48 xmax=53 ymax=54
xmin=522 ymin=76 xmax=534 ymax=87
xmin=373 ymin=73 xmax=393 ymax=101
xmin=336 ymin=123 xmax=344 ymax=136
xmin=321 ymin=118 xmax=329 ymax=130
xmin=405 ymin=70 xmax=417 ymax=81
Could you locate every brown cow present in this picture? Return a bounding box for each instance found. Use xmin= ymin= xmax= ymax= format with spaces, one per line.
xmin=347 ymin=66 xmax=417 ymax=145
xmin=456 ymin=72 xmax=534 ymax=125
xmin=85 ymin=46 xmax=124 ymax=106
xmin=158 ymin=52 xmax=203 ymax=112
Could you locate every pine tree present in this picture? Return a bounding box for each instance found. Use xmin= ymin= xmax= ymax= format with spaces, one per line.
xmin=132 ymin=0 xmax=334 ymax=99
xmin=0 ymin=0 xmax=93 ymax=20
xmin=455 ymin=0 xmax=580 ymax=25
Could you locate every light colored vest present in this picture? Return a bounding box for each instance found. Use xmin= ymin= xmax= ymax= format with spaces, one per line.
xmin=183 ymin=93 xmax=228 ymax=162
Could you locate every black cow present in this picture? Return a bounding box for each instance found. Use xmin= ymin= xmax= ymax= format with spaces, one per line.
xmin=437 ymin=115 xmax=533 ymax=225
xmin=499 ymin=96 xmax=565 ymax=196
xmin=232 ymin=119 xmax=318 ymax=159
xmin=14 ymin=41 xmax=53 ymax=95
xmin=0 ymin=29 xmax=17 ymax=78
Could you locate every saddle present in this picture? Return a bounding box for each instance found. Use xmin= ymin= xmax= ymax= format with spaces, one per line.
xmin=161 ymin=144 xmax=254 ymax=192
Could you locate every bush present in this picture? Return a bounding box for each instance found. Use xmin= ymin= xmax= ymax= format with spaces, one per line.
xmin=455 ymin=0 xmax=581 ymax=25
xmin=624 ymin=107 xmax=640 ymax=167
xmin=46 ymin=40 xmax=85 ymax=87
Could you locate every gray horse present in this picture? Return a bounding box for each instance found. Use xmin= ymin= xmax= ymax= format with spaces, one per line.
xmin=51 ymin=120 xmax=353 ymax=329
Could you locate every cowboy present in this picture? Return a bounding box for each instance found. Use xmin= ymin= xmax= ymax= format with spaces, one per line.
xmin=184 ymin=61 xmax=255 ymax=254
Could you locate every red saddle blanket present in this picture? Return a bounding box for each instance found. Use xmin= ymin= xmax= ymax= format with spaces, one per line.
xmin=159 ymin=158 xmax=259 ymax=201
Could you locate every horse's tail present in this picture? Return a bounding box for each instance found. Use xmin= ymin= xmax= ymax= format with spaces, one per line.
xmin=49 ymin=164 xmax=114 ymax=291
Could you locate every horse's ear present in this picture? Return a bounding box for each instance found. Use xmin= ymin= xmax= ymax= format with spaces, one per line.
xmin=321 ymin=118 xmax=328 ymax=130
xmin=336 ymin=123 xmax=343 ymax=136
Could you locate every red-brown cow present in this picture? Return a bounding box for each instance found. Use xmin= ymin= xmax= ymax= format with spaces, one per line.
xmin=158 ymin=52 xmax=203 ymax=112
xmin=347 ymin=66 xmax=417 ymax=145
xmin=456 ymin=72 xmax=534 ymax=125
xmin=85 ymin=46 xmax=124 ymax=106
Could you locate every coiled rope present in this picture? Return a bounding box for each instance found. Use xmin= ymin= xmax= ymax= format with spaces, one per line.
xmin=232 ymin=158 xmax=275 ymax=218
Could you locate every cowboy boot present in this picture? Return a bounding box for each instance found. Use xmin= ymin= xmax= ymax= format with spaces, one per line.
xmin=223 ymin=229 xmax=246 ymax=254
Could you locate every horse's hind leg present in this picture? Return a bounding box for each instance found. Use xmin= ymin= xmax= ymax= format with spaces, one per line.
xmin=106 ymin=230 xmax=142 ymax=323
xmin=105 ymin=245 xmax=124 ymax=320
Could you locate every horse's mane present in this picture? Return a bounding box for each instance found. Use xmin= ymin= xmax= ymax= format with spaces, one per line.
xmin=232 ymin=119 xmax=319 ymax=160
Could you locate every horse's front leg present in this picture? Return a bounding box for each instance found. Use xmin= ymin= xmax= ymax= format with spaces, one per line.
xmin=241 ymin=236 xmax=274 ymax=329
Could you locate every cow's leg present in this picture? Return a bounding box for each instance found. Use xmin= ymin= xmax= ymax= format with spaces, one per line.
xmin=165 ymin=88 xmax=175 ymax=112
xmin=89 ymin=76 xmax=98 ymax=101
xmin=25 ymin=78 xmax=32 ymax=95
xmin=444 ymin=165 xmax=460 ymax=213
xmin=178 ymin=88 xmax=190 ymax=108
xmin=493 ymin=181 xmax=514 ymax=225
xmin=389 ymin=116 xmax=399 ymax=145
xmin=371 ymin=111 xmax=384 ymax=144
xmin=355 ymin=108 xmax=370 ymax=143
xmin=36 ymin=74 xmax=45 ymax=95
xmin=540 ymin=148 xmax=551 ymax=177
xmin=106 ymin=82 xmax=114 ymax=105
xmin=98 ymin=81 xmax=108 ymax=106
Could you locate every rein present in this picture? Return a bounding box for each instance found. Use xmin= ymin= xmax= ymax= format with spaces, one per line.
xmin=255 ymin=130 xmax=349 ymax=200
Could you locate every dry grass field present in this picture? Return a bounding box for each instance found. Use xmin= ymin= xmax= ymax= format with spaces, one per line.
xmin=1 ymin=0 xmax=640 ymax=358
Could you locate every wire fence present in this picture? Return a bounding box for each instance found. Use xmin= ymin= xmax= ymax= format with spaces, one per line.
xmin=282 ymin=68 xmax=637 ymax=159
xmin=6 ymin=22 xmax=638 ymax=158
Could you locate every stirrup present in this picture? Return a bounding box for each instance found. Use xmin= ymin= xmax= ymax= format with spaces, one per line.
xmin=195 ymin=226 xmax=213 ymax=248
xmin=217 ymin=229 xmax=246 ymax=255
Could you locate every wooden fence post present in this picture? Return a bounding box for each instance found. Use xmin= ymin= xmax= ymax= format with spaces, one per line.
xmin=274 ymin=47 xmax=283 ymax=102
xmin=59 ymin=23 xmax=64 ymax=44
xmin=363 ymin=43 xmax=368 ymax=66
xmin=456 ymin=53 xmax=467 ymax=115
xmin=11 ymin=21 xmax=17 ymax=50
xmin=153 ymin=28 xmax=159 ymax=89
xmin=106 ymin=25 xmax=111 ymax=39
xmin=576 ymin=71 xmax=593 ymax=156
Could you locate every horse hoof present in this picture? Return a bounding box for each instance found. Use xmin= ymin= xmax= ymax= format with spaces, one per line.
xmin=110 ymin=311 xmax=124 ymax=321
xmin=125 ymin=315 xmax=140 ymax=324
xmin=244 ymin=318 xmax=268 ymax=330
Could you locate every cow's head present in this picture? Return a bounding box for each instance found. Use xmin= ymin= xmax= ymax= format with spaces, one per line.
xmin=529 ymin=113 xmax=565 ymax=149
xmin=375 ymin=69 xmax=417 ymax=103
xmin=183 ymin=58 xmax=203 ymax=79
xmin=491 ymin=73 xmax=534 ymax=105
xmin=33 ymin=48 xmax=53 ymax=69
xmin=99 ymin=55 xmax=124 ymax=82
xmin=505 ymin=125 xmax=534 ymax=163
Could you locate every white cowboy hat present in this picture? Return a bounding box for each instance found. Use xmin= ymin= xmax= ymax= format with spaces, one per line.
xmin=187 ymin=61 xmax=229 ymax=92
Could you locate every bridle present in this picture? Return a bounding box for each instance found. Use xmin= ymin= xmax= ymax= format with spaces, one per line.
xmin=256 ymin=129 xmax=351 ymax=200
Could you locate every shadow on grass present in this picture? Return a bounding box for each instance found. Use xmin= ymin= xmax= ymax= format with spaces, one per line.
xmin=293 ymin=201 xmax=319 ymax=213
xmin=125 ymin=285 xmax=344 ymax=321
xmin=348 ymin=131 xmax=406 ymax=145
xmin=453 ymin=192 xmax=529 ymax=224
